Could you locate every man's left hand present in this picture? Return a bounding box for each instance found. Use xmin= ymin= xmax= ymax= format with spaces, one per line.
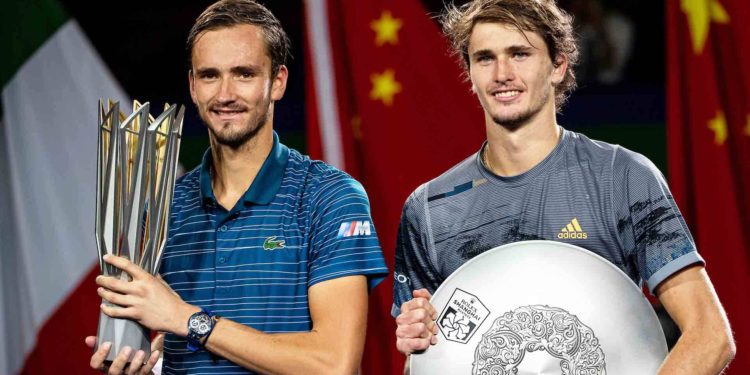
xmin=96 ymin=254 xmax=199 ymax=336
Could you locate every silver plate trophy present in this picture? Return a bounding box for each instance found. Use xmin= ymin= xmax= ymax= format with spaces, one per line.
xmin=411 ymin=240 xmax=668 ymax=375
xmin=95 ymin=99 xmax=184 ymax=362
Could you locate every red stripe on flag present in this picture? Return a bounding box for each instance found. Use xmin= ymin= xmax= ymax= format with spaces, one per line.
xmin=20 ymin=265 xmax=101 ymax=375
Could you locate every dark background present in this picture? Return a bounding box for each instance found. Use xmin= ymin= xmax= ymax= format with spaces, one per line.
xmin=59 ymin=0 xmax=666 ymax=172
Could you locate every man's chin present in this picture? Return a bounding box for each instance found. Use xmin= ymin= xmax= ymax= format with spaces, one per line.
xmin=209 ymin=123 xmax=265 ymax=149
xmin=491 ymin=112 xmax=532 ymax=130
xmin=211 ymin=119 xmax=243 ymax=130
xmin=213 ymin=133 xmax=253 ymax=149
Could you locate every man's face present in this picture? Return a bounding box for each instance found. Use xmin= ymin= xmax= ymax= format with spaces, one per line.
xmin=468 ymin=22 xmax=566 ymax=129
xmin=189 ymin=24 xmax=287 ymax=148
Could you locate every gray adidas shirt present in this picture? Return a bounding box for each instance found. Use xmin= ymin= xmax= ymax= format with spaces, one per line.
xmin=392 ymin=129 xmax=703 ymax=316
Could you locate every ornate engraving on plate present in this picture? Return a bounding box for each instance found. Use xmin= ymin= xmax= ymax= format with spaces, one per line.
xmin=473 ymin=305 xmax=606 ymax=375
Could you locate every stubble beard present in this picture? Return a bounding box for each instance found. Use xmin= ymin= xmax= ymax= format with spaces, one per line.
xmin=203 ymin=96 xmax=271 ymax=150
xmin=490 ymin=88 xmax=550 ymax=131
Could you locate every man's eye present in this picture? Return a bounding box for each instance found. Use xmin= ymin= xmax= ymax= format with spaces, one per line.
xmin=513 ymin=52 xmax=530 ymax=59
xmin=199 ymin=73 xmax=217 ymax=80
xmin=477 ymin=55 xmax=493 ymax=63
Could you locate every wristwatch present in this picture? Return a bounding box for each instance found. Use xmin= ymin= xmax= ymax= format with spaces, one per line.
xmin=186 ymin=308 xmax=219 ymax=351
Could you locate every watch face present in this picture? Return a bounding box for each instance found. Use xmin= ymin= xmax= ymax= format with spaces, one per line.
xmin=189 ymin=313 xmax=212 ymax=335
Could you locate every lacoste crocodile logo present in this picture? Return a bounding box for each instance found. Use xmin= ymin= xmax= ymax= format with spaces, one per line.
xmin=263 ymin=236 xmax=286 ymax=251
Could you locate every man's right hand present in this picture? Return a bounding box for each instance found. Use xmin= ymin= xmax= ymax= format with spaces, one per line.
xmin=395 ymin=289 xmax=439 ymax=355
xmin=86 ymin=333 xmax=163 ymax=375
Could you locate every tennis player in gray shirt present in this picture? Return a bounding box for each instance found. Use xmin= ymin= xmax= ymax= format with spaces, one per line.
xmin=393 ymin=1 xmax=735 ymax=374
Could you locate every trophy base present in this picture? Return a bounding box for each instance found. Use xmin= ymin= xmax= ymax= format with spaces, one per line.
xmin=96 ymin=309 xmax=151 ymax=363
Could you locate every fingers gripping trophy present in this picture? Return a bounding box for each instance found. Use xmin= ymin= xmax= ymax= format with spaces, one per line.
xmin=95 ymin=99 xmax=184 ymax=363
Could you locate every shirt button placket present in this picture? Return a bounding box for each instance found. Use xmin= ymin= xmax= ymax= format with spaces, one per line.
xmin=216 ymin=222 xmax=229 ymax=299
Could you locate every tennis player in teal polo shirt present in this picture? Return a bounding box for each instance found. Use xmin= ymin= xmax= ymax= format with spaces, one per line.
xmin=86 ymin=1 xmax=388 ymax=374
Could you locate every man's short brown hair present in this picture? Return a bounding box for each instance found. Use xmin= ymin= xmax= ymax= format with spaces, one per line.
xmin=187 ymin=0 xmax=290 ymax=76
xmin=441 ymin=0 xmax=579 ymax=108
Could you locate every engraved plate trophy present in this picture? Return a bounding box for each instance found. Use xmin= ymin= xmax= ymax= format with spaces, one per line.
xmin=411 ymin=241 xmax=668 ymax=374
xmin=95 ymin=99 xmax=184 ymax=362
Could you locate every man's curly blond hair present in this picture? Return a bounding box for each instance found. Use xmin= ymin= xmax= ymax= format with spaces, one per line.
xmin=440 ymin=0 xmax=579 ymax=108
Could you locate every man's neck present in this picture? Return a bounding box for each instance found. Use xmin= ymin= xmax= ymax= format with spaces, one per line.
xmin=483 ymin=108 xmax=561 ymax=177
xmin=209 ymin=125 xmax=274 ymax=210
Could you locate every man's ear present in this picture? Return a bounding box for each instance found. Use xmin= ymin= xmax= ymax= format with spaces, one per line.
xmin=468 ymin=66 xmax=478 ymax=94
xmin=270 ymin=65 xmax=289 ymax=101
xmin=551 ymin=54 xmax=568 ymax=85
xmin=188 ymin=69 xmax=197 ymax=105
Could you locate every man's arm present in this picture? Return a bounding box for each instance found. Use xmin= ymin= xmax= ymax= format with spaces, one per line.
xmin=655 ymin=265 xmax=735 ymax=374
xmin=97 ymin=255 xmax=369 ymax=375
xmin=392 ymin=187 xmax=441 ymax=374
xmin=203 ymin=274 xmax=368 ymax=375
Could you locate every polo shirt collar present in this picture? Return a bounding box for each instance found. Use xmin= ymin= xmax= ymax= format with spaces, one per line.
xmin=200 ymin=131 xmax=289 ymax=207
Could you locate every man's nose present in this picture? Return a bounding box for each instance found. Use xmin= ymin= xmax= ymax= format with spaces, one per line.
xmin=494 ymin=58 xmax=515 ymax=82
xmin=216 ymin=77 xmax=237 ymax=102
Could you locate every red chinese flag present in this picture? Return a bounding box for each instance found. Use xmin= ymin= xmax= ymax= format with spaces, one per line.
xmin=304 ymin=0 xmax=484 ymax=373
xmin=667 ymin=0 xmax=750 ymax=372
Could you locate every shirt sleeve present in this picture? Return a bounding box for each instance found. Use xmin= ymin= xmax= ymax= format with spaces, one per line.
xmin=612 ymin=148 xmax=704 ymax=294
xmin=392 ymin=185 xmax=442 ymax=317
xmin=307 ymin=168 xmax=388 ymax=291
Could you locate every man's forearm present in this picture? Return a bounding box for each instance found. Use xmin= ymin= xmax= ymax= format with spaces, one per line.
xmin=655 ymin=266 xmax=736 ymax=375
xmin=657 ymin=327 xmax=735 ymax=375
xmin=204 ymin=317 xmax=363 ymax=375
xmin=196 ymin=276 xmax=369 ymax=375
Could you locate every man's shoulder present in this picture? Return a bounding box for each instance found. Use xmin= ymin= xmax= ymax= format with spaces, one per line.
xmin=565 ymin=129 xmax=661 ymax=175
xmin=285 ymin=149 xmax=368 ymax=204
xmin=429 ymin=152 xmax=481 ymax=192
xmin=611 ymin=144 xmax=660 ymax=174
xmin=566 ymin=130 xmax=666 ymax=194
xmin=566 ymin=130 xmax=621 ymax=161
xmin=403 ymin=152 xmax=480 ymax=212
xmin=173 ymin=166 xmax=202 ymax=198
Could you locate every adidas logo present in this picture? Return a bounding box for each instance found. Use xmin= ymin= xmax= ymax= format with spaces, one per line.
xmin=557 ymin=218 xmax=588 ymax=239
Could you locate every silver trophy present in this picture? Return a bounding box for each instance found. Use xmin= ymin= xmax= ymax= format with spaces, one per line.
xmin=95 ymin=99 xmax=184 ymax=362
xmin=411 ymin=240 xmax=668 ymax=375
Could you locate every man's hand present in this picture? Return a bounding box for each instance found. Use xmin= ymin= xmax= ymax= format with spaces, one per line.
xmin=86 ymin=333 xmax=163 ymax=375
xmin=395 ymin=289 xmax=439 ymax=355
xmin=96 ymin=254 xmax=199 ymax=335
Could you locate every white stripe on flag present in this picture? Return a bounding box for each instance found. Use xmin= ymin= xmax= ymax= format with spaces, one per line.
xmin=1 ymin=19 xmax=128 ymax=374
xmin=305 ymin=0 xmax=344 ymax=169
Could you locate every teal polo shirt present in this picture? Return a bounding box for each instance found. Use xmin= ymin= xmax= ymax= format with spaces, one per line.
xmin=159 ymin=133 xmax=388 ymax=374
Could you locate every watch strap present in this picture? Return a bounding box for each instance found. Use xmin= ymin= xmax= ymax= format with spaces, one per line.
xmin=186 ymin=308 xmax=215 ymax=352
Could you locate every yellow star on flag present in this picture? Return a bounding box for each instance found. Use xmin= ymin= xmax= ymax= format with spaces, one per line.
xmin=370 ymin=69 xmax=402 ymax=106
xmin=681 ymin=0 xmax=729 ymax=54
xmin=708 ymin=111 xmax=728 ymax=145
xmin=371 ymin=11 xmax=403 ymax=46
xmin=745 ymin=115 xmax=750 ymax=137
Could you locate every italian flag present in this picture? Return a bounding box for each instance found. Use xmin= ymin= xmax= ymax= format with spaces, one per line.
xmin=1 ymin=0 xmax=127 ymax=373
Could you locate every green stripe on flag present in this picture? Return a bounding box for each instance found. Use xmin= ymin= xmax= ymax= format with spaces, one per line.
xmin=0 ymin=0 xmax=68 ymax=88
